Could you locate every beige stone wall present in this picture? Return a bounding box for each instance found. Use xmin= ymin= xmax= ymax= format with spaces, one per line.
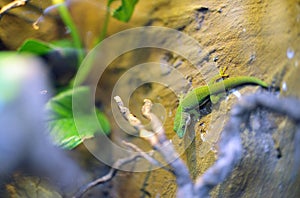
xmin=1 ymin=0 xmax=299 ymax=197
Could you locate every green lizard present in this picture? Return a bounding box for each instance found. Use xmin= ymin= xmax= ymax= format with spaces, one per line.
xmin=173 ymin=75 xmax=268 ymax=138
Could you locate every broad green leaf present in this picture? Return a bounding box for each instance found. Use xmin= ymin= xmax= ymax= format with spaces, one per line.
xmin=45 ymin=86 xmax=110 ymax=149
xmin=18 ymin=39 xmax=57 ymax=55
xmin=18 ymin=39 xmax=75 ymax=56
xmin=111 ymin=0 xmax=139 ymax=22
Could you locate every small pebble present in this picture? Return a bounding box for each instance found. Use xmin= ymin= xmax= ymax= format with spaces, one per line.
xmin=287 ymin=47 xmax=295 ymax=59
xmin=282 ymin=81 xmax=287 ymax=92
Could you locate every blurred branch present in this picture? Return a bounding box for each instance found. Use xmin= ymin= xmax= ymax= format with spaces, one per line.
xmin=195 ymin=93 xmax=300 ymax=195
xmin=229 ymin=94 xmax=300 ymax=176
xmin=0 ymin=0 xmax=28 ymax=16
xmin=194 ymin=104 xmax=243 ymax=196
xmin=0 ymin=54 xmax=85 ymax=194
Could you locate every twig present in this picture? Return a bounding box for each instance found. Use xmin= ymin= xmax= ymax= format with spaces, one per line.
xmin=122 ymin=141 xmax=174 ymax=174
xmin=114 ymin=96 xmax=152 ymax=138
xmin=74 ymin=139 xmax=174 ymax=197
xmin=0 ymin=0 xmax=28 ymax=16
xmin=114 ymin=96 xmax=194 ymax=198
xmin=73 ymin=153 xmax=141 ymax=198
xmin=141 ymin=99 xmax=194 ymax=197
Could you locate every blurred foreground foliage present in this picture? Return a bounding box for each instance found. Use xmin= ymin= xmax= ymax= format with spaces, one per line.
xmin=1 ymin=0 xmax=139 ymax=149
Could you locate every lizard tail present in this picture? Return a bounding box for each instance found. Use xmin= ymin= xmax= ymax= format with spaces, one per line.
xmin=221 ymin=76 xmax=269 ymax=91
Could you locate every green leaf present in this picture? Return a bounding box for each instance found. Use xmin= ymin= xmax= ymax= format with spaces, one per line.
xmin=18 ymin=39 xmax=75 ymax=56
xmin=108 ymin=0 xmax=116 ymax=4
xmin=51 ymin=39 xmax=74 ymax=48
xmin=111 ymin=0 xmax=139 ymax=22
xmin=45 ymin=86 xmax=110 ymax=149
xmin=18 ymin=39 xmax=57 ymax=55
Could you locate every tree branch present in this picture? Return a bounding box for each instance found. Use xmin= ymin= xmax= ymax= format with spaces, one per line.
xmin=0 ymin=0 xmax=28 ymax=16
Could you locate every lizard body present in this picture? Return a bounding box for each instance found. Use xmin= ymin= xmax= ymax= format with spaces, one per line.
xmin=174 ymin=76 xmax=268 ymax=138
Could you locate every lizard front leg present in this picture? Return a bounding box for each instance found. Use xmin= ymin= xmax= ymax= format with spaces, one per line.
xmin=174 ymin=104 xmax=192 ymax=138
xmin=176 ymin=111 xmax=191 ymax=138
xmin=209 ymin=67 xmax=229 ymax=104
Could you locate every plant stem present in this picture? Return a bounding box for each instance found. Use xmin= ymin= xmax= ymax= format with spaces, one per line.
xmin=72 ymin=3 xmax=111 ymax=86
xmin=53 ymin=0 xmax=84 ymax=66
xmin=95 ymin=4 xmax=111 ymax=45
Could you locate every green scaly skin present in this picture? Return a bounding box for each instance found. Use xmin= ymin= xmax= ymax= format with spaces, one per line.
xmin=174 ymin=76 xmax=268 ymax=138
